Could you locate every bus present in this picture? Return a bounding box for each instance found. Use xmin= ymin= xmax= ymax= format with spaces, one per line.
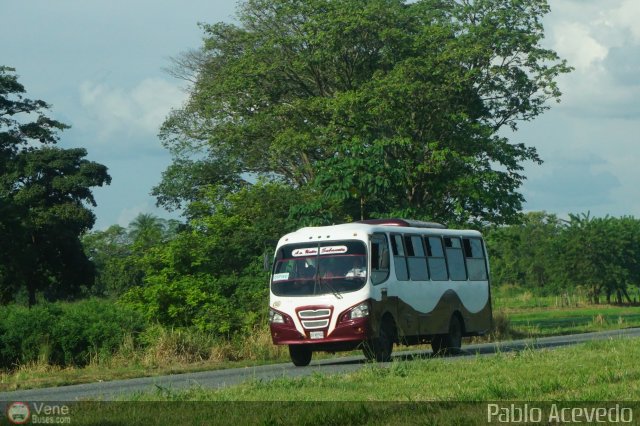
xmin=268 ymin=218 xmax=492 ymax=366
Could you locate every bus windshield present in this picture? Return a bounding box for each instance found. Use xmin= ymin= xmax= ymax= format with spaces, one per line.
xmin=271 ymin=240 xmax=367 ymax=297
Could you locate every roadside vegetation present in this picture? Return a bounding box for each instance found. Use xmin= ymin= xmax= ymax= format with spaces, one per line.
xmin=3 ymin=286 xmax=640 ymax=392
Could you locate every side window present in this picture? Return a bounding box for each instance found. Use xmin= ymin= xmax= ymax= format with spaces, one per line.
xmin=463 ymin=238 xmax=488 ymax=280
xmin=390 ymin=234 xmax=409 ymax=281
xmin=404 ymin=235 xmax=428 ymax=281
xmin=444 ymin=237 xmax=467 ymax=281
xmin=425 ymin=236 xmax=448 ymax=281
xmin=371 ymin=234 xmax=390 ymax=285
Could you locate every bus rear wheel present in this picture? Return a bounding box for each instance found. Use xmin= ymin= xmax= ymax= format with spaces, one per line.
xmin=431 ymin=315 xmax=463 ymax=355
xmin=363 ymin=318 xmax=394 ymax=362
xmin=289 ymin=344 xmax=312 ymax=367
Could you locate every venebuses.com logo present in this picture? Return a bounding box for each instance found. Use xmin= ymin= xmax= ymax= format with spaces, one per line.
xmin=5 ymin=401 xmax=72 ymax=424
xmin=6 ymin=402 xmax=30 ymax=425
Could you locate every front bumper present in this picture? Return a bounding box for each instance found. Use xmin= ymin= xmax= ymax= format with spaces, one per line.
xmin=270 ymin=316 xmax=369 ymax=347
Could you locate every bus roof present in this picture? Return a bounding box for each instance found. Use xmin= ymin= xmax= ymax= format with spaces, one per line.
xmin=356 ymin=218 xmax=446 ymax=229
xmin=277 ymin=219 xmax=483 ymax=246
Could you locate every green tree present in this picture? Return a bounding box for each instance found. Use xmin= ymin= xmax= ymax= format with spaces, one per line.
xmin=82 ymin=225 xmax=140 ymax=297
xmin=0 ymin=66 xmax=111 ymax=305
xmin=555 ymin=214 xmax=640 ymax=304
xmin=611 ymin=217 xmax=640 ymax=303
xmin=128 ymin=213 xmax=171 ymax=250
xmin=156 ymin=0 xmax=571 ymax=225
xmin=82 ymin=215 xmax=182 ymax=297
xmin=122 ymin=182 xmax=298 ymax=334
xmin=486 ymin=211 xmax=562 ymax=290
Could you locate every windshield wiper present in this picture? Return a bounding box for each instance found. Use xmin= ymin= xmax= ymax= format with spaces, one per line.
xmin=324 ymin=280 xmax=343 ymax=299
xmin=313 ymin=270 xmax=342 ymax=299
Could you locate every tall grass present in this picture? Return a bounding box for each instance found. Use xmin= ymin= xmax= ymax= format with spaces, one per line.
xmin=131 ymin=325 xmax=287 ymax=367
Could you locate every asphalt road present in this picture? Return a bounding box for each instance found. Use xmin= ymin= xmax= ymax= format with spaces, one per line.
xmin=1 ymin=327 xmax=639 ymax=401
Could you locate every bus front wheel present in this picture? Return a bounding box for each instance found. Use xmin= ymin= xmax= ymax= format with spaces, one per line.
xmin=289 ymin=344 xmax=312 ymax=366
xmin=363 ymin=318 xmax=394 ymax=362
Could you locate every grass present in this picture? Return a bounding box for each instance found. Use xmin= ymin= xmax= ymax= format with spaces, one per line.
xmin=130 ymin=337 xmax=640 ymax=401
xmin=3 ymin=286 xmax=640 ymax=393
xmin=64 ymin=337 xmax=640 ymax=424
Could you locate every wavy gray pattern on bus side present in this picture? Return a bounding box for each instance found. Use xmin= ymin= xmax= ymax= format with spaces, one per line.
xmin=370 ymin=290 xmax=492 ymax=340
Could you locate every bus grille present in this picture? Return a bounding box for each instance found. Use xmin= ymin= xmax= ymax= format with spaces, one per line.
xmin=299 ymin=309 xmax=331 ymax=318
xmin=301 ymin=319 xmax=329 ymax=329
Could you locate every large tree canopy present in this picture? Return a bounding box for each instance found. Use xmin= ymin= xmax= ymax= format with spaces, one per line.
xmin=0 ymin=66 xmax=111 ymax=305
xmin=156 ymin=0 xmax=571 ymax=225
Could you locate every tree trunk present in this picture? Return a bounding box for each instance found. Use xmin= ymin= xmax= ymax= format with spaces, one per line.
xmin=27 ymin=280 xmax=36 ymax=308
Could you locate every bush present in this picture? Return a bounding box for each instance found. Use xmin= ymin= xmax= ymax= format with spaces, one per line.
xmin=121 ymin=268 xmax=269 ymax=337
xmin=0 ymin=299 xmax=147 ymax=369
xmin=51 ymin=299 xmax=147 ymax=366
xmin=0 ymin=304 xmax=62 ymax=368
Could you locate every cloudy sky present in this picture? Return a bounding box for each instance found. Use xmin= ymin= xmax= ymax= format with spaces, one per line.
xmin=2 ymin=0 xmax=639 ymax=229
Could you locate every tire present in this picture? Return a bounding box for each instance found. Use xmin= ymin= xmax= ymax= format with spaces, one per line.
xmin=363 ymin=317 xmax=394 ymax=362
xmin=289 ymin=344 xmax=312 ymax=367
xmin=430 ymin=334 xmax=444 ymax=354
xmin=432 ymin=315 xmax=463 ymax=355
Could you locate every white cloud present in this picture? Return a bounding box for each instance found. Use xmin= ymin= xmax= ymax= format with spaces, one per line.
xmin=544 ymin=1 xmax=640 ymax=119
xmin=552 ymin=22 xmax=608 ymax=71
xmin=604 ymin=0 xmax=640 ymax=43
xmin=79 ymin=78 xmax=187 ymax=141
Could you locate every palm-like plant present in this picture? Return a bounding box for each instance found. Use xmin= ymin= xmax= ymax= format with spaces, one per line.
xmin=128 ymin=213 xmax=165 ymax=249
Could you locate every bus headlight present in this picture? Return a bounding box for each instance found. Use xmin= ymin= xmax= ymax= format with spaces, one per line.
xmin=349 ymin=302 xmax=369 ymax=320
xmin=269 ymin=308 xmax=285 ymax=324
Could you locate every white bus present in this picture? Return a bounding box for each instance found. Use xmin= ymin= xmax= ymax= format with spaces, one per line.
xmin=268 ymin=219 xmax=492 ymax=366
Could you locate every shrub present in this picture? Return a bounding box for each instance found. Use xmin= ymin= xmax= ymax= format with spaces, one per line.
xmin=0 ymin=304 xmax=62 ymax=368
xmin=51 ymin=299 xmax=147 ymax=366
xmin=121 ymin=270 xmax=268 ymax=337
xmin=0 ymin=299 xmax=147 ymax=369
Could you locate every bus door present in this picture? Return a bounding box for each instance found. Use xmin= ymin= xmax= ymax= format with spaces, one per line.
xmin=370 ymin=234 xmax=392 ymax=326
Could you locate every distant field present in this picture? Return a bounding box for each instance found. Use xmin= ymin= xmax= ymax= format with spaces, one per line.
xmin=491 ymin=285 xmax=640 ymax=338
xmin=507 ymin=306 xmax=640 ymax=336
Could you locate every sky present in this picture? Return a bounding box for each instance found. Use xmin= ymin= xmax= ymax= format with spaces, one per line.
xmin=2 ymin=0 xmax=640 ymax=230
